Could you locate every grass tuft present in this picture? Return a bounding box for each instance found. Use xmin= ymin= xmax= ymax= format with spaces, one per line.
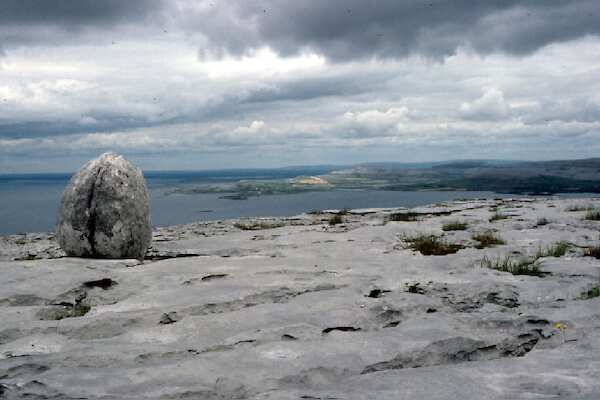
xmin=584 ymin=210 xmax=600 ymax=221
xmin=584 ymin=245 xmax=600 ymax=259
xmin=472 ymin=231 xmax=505 ymax=249
xmin=329 ymin=214 xmax=344 ymax=225
xmin=582 ymin=286 xmax=600 ymax=299
xmin=481 ymin=256 xmax=543 ymax=276
xmin=566 ymin=204 xmax=596 ymax=212
xmin=388 ymin=212 xmax=420 ymax=222
xmin=535 ymin=241 xmax=570 ymax=258
xmin=234 ymin=221 xmax=285 ymax=230
xmin=536 ymin=217 xmax=550 ymax=226
xmin=489 ymin=212 xmax=510 ymax=222
xmin=442 ymin=220 xmax=469 ymax=231
xmin=404 ymin=234 xmax=463 ymax=256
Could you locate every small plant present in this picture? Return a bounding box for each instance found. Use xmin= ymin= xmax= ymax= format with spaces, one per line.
xmin=472 ymin=231 xmax=505 ymax=249
xmin=554 ymin=322 xmax=568 ymax=343
xmin=442 ymin=220 xmax=468 ymax=231
xmin=489 ymin=212 xmax=509 ymax=222
xmin=584 ymin=245 xmax=600 ymax=259
xmin=329 ymin=214 xmax=343 ymax=225
xmin=584 ymin=210 xmax=600 ymax=221
xmin=536 ymin=217 xmax=550 ymax=226
xmin=388 ymin=212 xmax=420 ymax=222
xmin=536 ymin=241 xmax=570 ymax=258
xmin=234 ymin=221 xmax=285 ymax=230
xmin=404 ymin=234 xmax=463 ymax=256
xmin=481 ymin=256 xmax=543 ymax=276
xmin=566 ymin=204 xmax=596 ymax=212
xmin=582 ymin=285 xmax=600 ymax=299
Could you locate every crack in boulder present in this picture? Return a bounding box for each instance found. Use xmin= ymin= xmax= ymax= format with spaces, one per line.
xmin=85 ymin=167 xmax=107 ymax=256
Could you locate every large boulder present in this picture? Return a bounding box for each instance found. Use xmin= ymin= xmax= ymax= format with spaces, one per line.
xmin=56 ymin=152 xmax=152 ymax=259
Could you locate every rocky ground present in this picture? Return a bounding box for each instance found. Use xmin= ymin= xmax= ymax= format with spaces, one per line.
xmin=1 ymin=197 xmax=600 ymax=399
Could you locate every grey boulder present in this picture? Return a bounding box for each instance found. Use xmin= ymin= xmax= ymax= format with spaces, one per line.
xmin=56 ymin=152 xmax=152 ymax=259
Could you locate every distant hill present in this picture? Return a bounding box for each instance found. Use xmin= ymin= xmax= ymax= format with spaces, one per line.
xmin=335 ymin=158 xmax=600 ymax=194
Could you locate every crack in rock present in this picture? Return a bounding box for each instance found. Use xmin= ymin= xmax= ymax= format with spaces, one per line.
xmin=0 ymin=363 xmax=50 ymax=380
xmin=279 ymin=366 xmax=351 ymax=389
xmin=184 ymin=284 xmax=343 ymax=316
xmin=36 ymin=278 xmax=122 ymax=321
xmin=201 ymin=273 xmax=229 ymax=281
xmin=405 ymin=281 xmax=520 ymax=311
xmin=82 ymin=278 xmax=117 ymax=290
xmin=135 ymin=340 xmax=258 ymax=365
xmin=366 ymin=288 xmax=391 ymax=298
xmin=322 ymin=326 xmax=361 ymax=335
xmin=361 ymin=332 xmax=542 ymax=374
xmin=36 ymin=286 xmax=91 ymax=321
xmin=0 ymin=294 xmax=48 ymax=307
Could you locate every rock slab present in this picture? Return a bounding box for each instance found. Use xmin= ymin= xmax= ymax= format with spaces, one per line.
xmin=56 ymin=152 xmax=152 ymax=259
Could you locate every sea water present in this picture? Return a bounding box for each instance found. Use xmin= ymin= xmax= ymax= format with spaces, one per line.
xmin=0 ymin=168 xmax=523 ymax=235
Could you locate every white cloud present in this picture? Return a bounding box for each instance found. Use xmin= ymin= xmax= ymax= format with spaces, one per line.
xmin=233 ymin=120 xmax=266 ymax=135
xmin=460 ymin=88 xmax=509 ymax=121
xmin=339 ymin=108 xmax=409 ymax=137
xmin=2 ymin=30 xmax=600 ymax=171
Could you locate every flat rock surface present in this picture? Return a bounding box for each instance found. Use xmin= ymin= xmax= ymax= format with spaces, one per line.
xmin=1 ymin=197 xmax=600 ymax=399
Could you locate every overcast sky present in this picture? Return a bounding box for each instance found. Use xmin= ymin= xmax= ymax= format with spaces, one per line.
xmin=1 ymin=0 xmax=600 ymax=172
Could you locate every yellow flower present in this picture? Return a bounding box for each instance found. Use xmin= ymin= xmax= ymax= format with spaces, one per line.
xmin=554 ymin=322 xmax=567 ymax=331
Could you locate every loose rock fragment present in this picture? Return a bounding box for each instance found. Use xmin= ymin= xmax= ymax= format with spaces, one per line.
xmin=159 ymin=312 xmax=179 ymax=325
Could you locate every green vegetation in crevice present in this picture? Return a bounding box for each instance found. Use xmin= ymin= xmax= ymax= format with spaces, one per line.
xmin=442 ymin=220 xmax=469 ymax=231
xmin=328 ymin=214 xmax=344 ymax=225
xmin=566 ymin=204 xmax=596 ymax=212
xmin=472 ymin=232 xmax=505 ymax=249
xmin=584 ymin=245 xmax=600 ymax=259
xmin=582 ymin=285 xmax=600 ymax=299
xmin=489 ymin=212 xmax=510 ymax=222
xmin=584 ymin=210 xmax=600 ymax=221
xmin=404 ymin=234 xmax=463 ymax=256
xmin=535 ymin=241 xmax=570 ymax=258
xmin=481 ymin=256 xmax=544 ymax=277
xmin=234 ymin=221 xmax=285 ymax=230
xmin=536 ymin=217 xmax=550 ymax=226
xmin=388 ymin=212 xmax=421 ymax=222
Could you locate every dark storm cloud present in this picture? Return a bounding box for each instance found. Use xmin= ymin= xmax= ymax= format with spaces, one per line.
xmin=189 ymin=0 xmax=600 ymax=60
xmin=0 ymin=0 xmax=163 ymax=24
xmin=2 ymin=1 xmax=598 ymax=60
xmin=0 ymin=0 xmax=165 ymax=48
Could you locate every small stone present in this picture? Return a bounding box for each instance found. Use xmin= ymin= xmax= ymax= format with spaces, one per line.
xmin=56 ymin=152 xmax=152 ymax=259
xmin=159 ymin=312 xmax=179 ymax=325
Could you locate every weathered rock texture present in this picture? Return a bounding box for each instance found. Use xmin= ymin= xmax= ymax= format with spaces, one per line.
xmin=56 ymin=152 xmax=152 ymax=259
xmin=2 ymin=197 xmax=600 ymax=399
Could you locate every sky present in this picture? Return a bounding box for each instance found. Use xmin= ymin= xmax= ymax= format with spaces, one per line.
xmin=1 ymin=0 xmax=600 ymax=173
